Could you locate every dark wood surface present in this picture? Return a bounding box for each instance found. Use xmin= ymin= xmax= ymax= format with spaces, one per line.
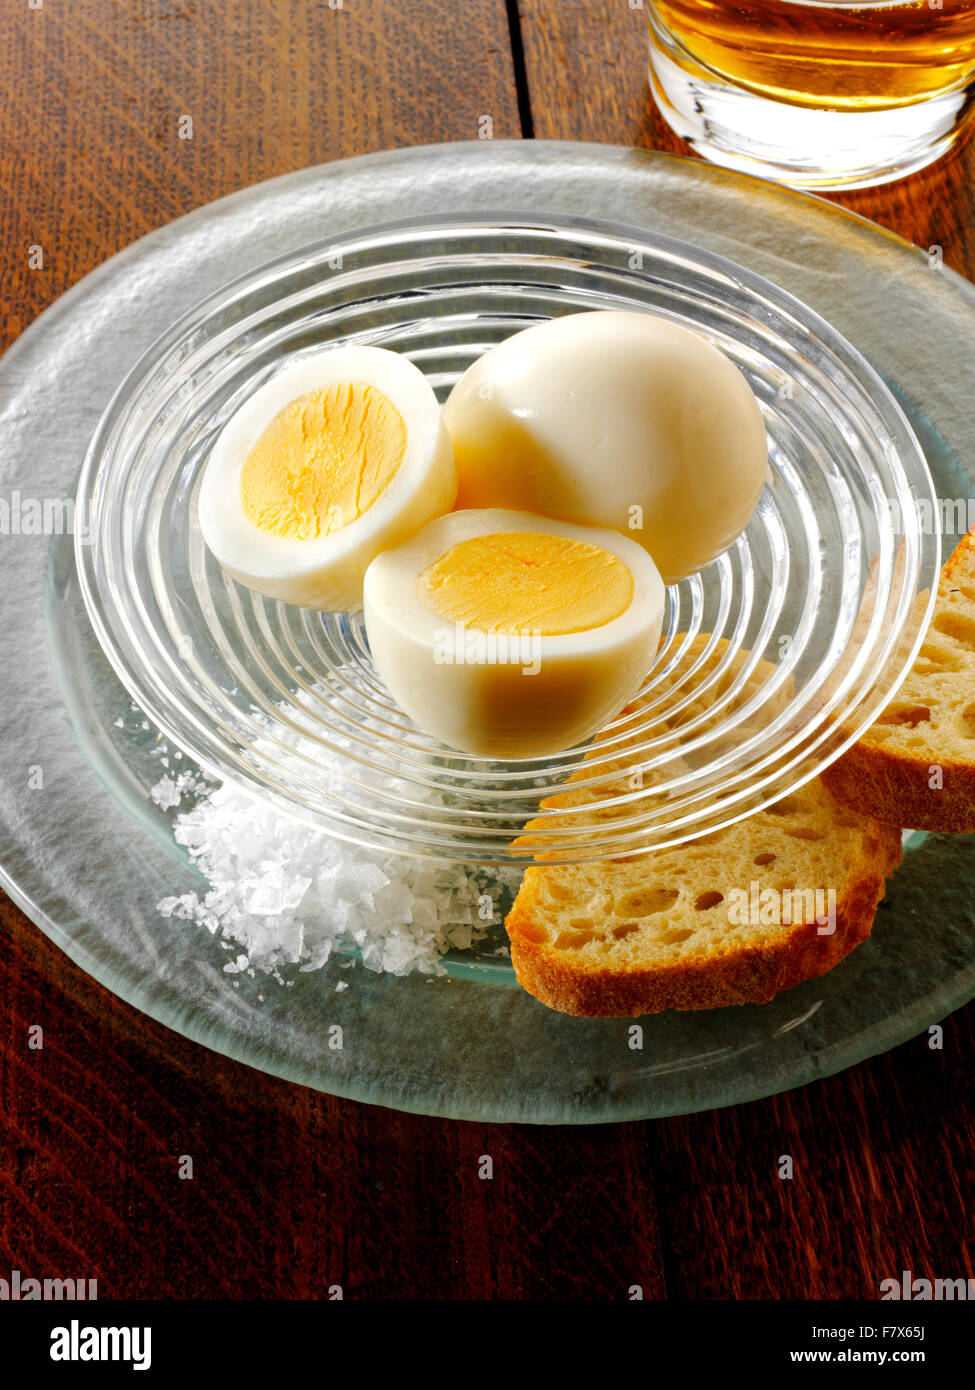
xmin=1 ymin=0 xmax=973 ymax=1300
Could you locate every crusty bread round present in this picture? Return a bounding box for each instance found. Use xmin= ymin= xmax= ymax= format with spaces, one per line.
xmin=822 ymin=529 xmax=975 ymax=832
xmin=506 ymin=778 xmax=901 ymax=1017
xmin=510 ymin=634 xmax=796 ymax=860
xmin=505 ymin=635 xmax=902 ymax=1017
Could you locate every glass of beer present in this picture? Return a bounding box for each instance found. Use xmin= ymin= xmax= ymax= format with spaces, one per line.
xmin=647 ymin=1 xmax=975 ymax=188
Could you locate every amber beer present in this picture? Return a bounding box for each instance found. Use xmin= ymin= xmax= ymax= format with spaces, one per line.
xmin=654 ymin=0 xmax=975 ymax=108
xmin=648 ymin=1 xmax=975 ymax=186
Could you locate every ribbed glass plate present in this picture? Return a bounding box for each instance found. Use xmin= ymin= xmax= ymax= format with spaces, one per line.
xmin=76 ymin=218 xmax=937 ymax=864
xmin=1 ymin=143 xmax=973 ymax=1122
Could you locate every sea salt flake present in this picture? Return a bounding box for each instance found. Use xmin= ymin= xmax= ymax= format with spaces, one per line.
xmin=150 ymin=776 xmax=181 ymax=812
xmin=151 ymin=691 xmax=521 ymax=979
xmin=245 ymin=871 xmax=311 ymax=916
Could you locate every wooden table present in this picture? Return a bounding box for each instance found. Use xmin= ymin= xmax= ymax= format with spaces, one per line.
xmin=2 ymin=0 xmax=973 ymax=1299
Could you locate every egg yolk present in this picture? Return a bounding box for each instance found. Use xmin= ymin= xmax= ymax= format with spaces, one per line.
xmin=240 ymin=382 xmax=407 ymax=541
xmin=416 ymin=532 xmax=634 ymax=635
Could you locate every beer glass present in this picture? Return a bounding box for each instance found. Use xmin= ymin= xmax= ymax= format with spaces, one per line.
xmin=647 ymin=1 xmax=975 ymax=188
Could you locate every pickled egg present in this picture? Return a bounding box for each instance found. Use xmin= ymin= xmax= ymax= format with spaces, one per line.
xmin=364 ymin=509 xmax=665 ymax=759
xmin=198 ymin=345 xmax=456 ymax=609
xmin=442 ymin=310 xmax=767 ymax=584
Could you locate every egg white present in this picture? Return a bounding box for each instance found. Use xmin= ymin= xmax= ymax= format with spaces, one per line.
xmin=364 ymin=508 xmax=666 ymax=759
xmin=198 ymin=344 xmax=456 ymax=610
xmin=442 ymin=310 xmax=768 ymax=584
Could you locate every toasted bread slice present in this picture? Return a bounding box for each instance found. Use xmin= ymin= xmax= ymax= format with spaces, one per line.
xmin=511 ymin=634 xmax=794 ymax=860
xmin=505 ymin=634 xmax=902 ymax=1017
xmin=506 ymin=779 xmax=901 ymax=1016
xmin=822 ymin=529 xmax=975 ymax=832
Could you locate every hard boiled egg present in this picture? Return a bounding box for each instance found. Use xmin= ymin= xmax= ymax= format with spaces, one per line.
xmin=198 ymin=345 xmax=456 ymax=609
xmin=442 ymin=310 xmax=768 ymax=584
xmin=364 ymin=509 xmax=665 ymax=759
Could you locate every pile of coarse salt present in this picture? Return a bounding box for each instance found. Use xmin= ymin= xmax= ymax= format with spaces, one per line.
xmin=153 ymin=698 xmax=521 ymax=979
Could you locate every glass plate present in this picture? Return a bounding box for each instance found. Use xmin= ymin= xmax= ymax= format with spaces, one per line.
xmin=2 ymin=143 xmax=974 ymax=1122
xmin=75 ymin=218 xmax=937 ymax=865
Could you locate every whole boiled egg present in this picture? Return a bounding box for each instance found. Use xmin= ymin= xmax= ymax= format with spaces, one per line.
xmin=442 ymin=310 xmax=768 ymax=584
xmin=364 ymin=509 xmax=665 ymax=759
xmin=198 ymin=345 xmax=456 ymax=609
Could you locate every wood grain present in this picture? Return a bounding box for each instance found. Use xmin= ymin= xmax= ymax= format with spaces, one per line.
xmin=517 ymin=0 xmax=975 ymax=1298
xmin=2 ymin=0 xmax=975 ymax=1300
xmin=0 ymin=897 xmax=668 ymax=1299
xmin=0 ymin=0 xmax=521 ymax=353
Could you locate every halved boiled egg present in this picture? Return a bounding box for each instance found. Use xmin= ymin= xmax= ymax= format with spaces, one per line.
xmin=442 ymin=310 xmax=768 ymax=584
xmin=364 ymin=509 xmax=665 ymax=759
xmin=198 ymin=345 xmax=456 ymax=609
